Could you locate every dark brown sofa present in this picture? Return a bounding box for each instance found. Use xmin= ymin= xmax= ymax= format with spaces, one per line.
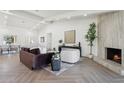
xmin=20 ymin=48 xmax=54 ymax=70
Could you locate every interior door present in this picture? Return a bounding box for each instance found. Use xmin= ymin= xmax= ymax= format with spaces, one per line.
xmin=46 ymin=33 xmax=52 ymax=50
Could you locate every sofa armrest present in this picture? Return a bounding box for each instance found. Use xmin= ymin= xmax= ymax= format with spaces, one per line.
xmin=45 ymin=53 xmax=54 ymax=64
xmin=20 ymin=50 xmax=35 ymax=69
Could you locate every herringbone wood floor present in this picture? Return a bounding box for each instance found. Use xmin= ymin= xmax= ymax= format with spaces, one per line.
xmin=0 ymin=54 xmax=124 ymax=83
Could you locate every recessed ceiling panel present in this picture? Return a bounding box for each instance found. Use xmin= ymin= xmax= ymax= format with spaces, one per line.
xmin=7 ymin=15 xmax=39 ymax=29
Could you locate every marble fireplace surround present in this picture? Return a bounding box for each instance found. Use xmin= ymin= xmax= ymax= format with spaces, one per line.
xmin=93 ymin=11 xmax=124 ymax=75
xmin=94 ymin=47 xmax=124 ymax=76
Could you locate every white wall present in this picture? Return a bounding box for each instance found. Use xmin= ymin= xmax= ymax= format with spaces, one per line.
xmin=0 ymin=26 xmax=38 ymax=47
xmin=97 ymin=11 xmax=124 ymax=59
xmin=38 ymin=17 xmax=98 ymax=57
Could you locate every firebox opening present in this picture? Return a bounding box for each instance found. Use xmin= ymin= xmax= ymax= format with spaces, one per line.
xmin=106 ymin=48 xmax=121 ymax=64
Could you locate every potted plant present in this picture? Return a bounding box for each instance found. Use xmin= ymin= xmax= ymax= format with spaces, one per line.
xmin=53 ymin=52 xmax=60 ymax=60
xmin=4 ymin=35 xmax=14 ymax=45
xmin=85 ymin=22 xmax=97 ymax=59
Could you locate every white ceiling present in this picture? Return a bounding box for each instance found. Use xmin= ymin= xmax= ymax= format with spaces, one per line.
xmin=0 ymin=10 xmax=114 ymax=30
xmin=27 ymin=10 xmax=75 ymax=18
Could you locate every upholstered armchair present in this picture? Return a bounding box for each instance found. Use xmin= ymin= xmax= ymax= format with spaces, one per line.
xmin=9 ymin=45 xmax=19 ymax=52
xmin=1 ymin=45 xmax=9 ymax=54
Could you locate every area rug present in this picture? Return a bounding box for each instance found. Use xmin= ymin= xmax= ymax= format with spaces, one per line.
xmin=43 ymin=62 xmax=74 ymax=76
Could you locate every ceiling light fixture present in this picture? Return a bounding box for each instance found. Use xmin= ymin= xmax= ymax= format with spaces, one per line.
xmin=35 ymin=10 xmax=39 ymax=12
xmin=40 ymin=21 xmax=46 ymax=24
xmin=21 ymin=21 xmax=25 ymax=23
xmin=67 ymin=16 xmax=71 ymax=19
xmin=55 ymin=18 xmax=60 ymax=21
xmin=84 ymin=13 xmax=87 ymax=16
xmin=4 ymin=15 xmax=8 ymax=19
xmin=4 ymin=20 xmax=7 ymax=25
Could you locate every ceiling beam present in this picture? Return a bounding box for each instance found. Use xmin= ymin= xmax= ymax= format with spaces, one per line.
xmin=0 ymin=10 xmax=42 ymax=22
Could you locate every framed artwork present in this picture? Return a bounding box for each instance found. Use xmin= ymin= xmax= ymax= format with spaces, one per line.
xmin=40 ymin=37 xmax=45 ymax=43
xmin=64 ymin=30 xmax=76 ymax=44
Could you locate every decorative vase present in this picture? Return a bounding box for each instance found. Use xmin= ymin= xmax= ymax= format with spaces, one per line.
xmin=51 ymin=53 xmax=61 ymax=71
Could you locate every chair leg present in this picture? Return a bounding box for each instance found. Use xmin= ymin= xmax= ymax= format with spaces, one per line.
xmin=31 ymin=67 xmax=34 ymax=70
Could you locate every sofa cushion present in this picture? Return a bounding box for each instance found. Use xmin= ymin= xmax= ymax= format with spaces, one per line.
xmin=21 ymin=47 xmax=30 ymax=52
xmin=30 ymin=48 xmax=40 ymax=55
